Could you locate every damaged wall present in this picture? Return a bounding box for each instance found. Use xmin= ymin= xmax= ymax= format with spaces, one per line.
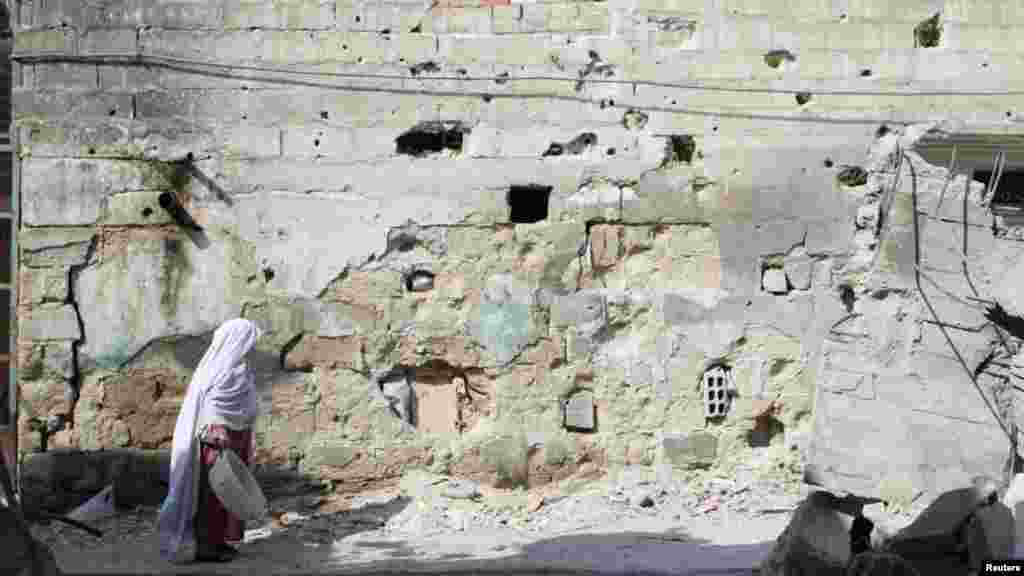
xmin=9 ymin=0 xmax=1024 ymax=502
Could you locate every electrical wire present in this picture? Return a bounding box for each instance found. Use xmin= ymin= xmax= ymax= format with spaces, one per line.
xmin=15 ymin=51 xmax=1024 ymax=97
xmin=907 ymin=148 xmax=1015 ymax=447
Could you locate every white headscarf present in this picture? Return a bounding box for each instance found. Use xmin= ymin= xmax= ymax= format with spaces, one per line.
xmin=157 ymin=318 xmax=262 ymax=563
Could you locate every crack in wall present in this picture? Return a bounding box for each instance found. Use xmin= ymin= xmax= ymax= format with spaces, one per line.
xmin=63 ymin=234 xmax=99 ymax=430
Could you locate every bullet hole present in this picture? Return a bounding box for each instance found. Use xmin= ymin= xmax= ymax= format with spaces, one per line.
xmin=876 ymin=125 xmax=891 ymax=138
xmin=355 ymin=15 xmax=361 ymax=22
xmin=342 ymin=44 xmax=348 ymax=50
xmin=1008 ymin=110 xmax=1015 ymax=119
xmin=914 ymin=13 xmax=942 ymax=48
xmin=405 ymin=270 xmax=435 ymax=292
xmin=409 ymin=61 xmax=440 ymax=76
xmin=795 ymin=92 xmax=812 ymax=105
xmin=508 ymin=184 xmax=552 ymax=224
xmin=712 ymin=125 xmax=718 ymax=132
xmin=982 ymin=62 xmax=990 ymax=68
xmin=314 ymin=138 xmax=320 ymax=147
xmin=839 ymin=284 xmax=856 ymax=313
xmin=395 ymin=121 xmax=469 ymax=157
xmin=389 ymin=231 xmax=418 ymax=253
xmin=108 ymin=108 xmax=117 ymax=116
xmin=357 ymin=57 xmax=364 ymax=64
xmin=606 ymin=147 xmax=616 ymax=155
xmin=241 ymin=113 xmax=248 ymax=120
xmin=837 ymin=165 xmax=869 ymax=187
xmin=141 ymin=207 xmax=153 ymax=218
xmin=660 ymin=135 xmax=695 ymax=167
xmin=380 ymin=28 xmax=391 ymax=35
xmin=263 ymin=267 xmax=275 ymax=282
xmin=87 ymin=147 xmax=96 ymax=155
xmin=456 ymin=68 xmax=468 ymax=76
xmin=839 ymin=13 xmax=847 ymax=21
xmin=763 ymin=49 xmax=796 ymax=69
xmin=860 ymin=69 xmax=873 ymax=77
xmin=543 ymin=143 xmax=564 ymax=157
xmin=482 ymin=94 xmax=493 ymax=103
xmin=495 ymin=71 xmax=510 ymax=85
xmin=320 ymin=110 xmax=329 ymax=120
xmin=622 ymin=109 xmax=649 ymax=131
xmin=410 ymin=23 xmax=422 ymax=33
xmin=824 ymin=158 xmax=834 ymax=168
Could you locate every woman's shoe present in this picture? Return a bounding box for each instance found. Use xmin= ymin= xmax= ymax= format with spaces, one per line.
xmin=195 ymin=546 xmax=238 ymax=563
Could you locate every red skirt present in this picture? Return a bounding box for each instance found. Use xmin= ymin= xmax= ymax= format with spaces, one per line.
xmin=195 ymin=425 xmax=253 ymax=551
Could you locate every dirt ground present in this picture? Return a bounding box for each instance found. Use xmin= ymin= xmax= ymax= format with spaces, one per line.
xmin=31 ymin=466 xmax=829 ymax=575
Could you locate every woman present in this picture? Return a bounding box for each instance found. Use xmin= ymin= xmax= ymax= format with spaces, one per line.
xmin=157 ymin=318 xmax=262 ymax=563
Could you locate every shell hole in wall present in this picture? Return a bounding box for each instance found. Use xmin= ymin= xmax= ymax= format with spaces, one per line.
xmin=663 ymin=135 xmax=695 ymax=165
xmin=262 ymin=267 xmax=275 ymax=282
xmin=914 ymin=13 xmax=942 ymax=48
xmin=976 ymin=169 xmax=1024 ymax=211
xmin=405 ymin=270 xmax=435 ymax=292
xmin=395 ymin=121 xmax=469 ymax=157
xmin=508 ymin=184 xmax=552 ymax=224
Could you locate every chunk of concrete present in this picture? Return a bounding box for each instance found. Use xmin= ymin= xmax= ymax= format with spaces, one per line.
xmin=1002 ymin=473 xmax=1024 ymax=558
xmin=762 ymin=268 xmax=788 ymax=294
xmin=0 ymin=505 xmax=62 ymax=576
xmin=662 ymin=432 xmax=717 ymax=469
xmin=563 ymin=390 xmax=594 ymax=431
xmin=783 ymin=248 xmax=813 ymax=291
xmin=759 ymin=491 xmax=850 ymax=576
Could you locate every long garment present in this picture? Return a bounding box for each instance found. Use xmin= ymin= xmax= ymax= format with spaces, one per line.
xmin=157 ymin=318 xmax=262 ymax=564
xmin=195 ymin=424 xmax=253 ymax=550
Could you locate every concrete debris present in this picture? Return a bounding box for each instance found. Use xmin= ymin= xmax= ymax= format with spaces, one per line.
xmin=759 ymin=491 xmax=851 ymax=576
xmin=66 ymin=485 xmax=116 ymax=525
xmin=441 ymin=479 xmax=481 ymax=500
xmin=1 ymin=505 xmax=63 ymax=576
xmin=883 ymin=479 xmax=1011 ymax=574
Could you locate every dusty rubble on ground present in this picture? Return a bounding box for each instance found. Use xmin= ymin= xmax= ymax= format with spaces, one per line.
xmin=30 ymin=464 xmax=803 ymax=565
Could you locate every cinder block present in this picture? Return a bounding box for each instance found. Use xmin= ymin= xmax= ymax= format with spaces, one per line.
xmin=437 ymin=6 xmax=491 ymax=34
xmin=224 ymin=0 xmax=336 ymax=29
xmin=662 ymin=432 xmax=717 ymax=469
xmin=21 ymin=158 xmax=156 ymax=226
xmin=19 ymin=268 xmax=70 ymax=307
xmin=13 ymin=28 xmax=76 ymax=56
xmin=20 ymin=305 xmax=81 ymax=341
xmin=32 ymin=63 xmax=97 ymax=90
xmin=13 ymin=90 xmax=133 ymax=120
xmin=20 ymin=228 xmax=96 ymax=268
xmin=563 ymin=389 xmax=594 ymax=431
xmin=79 ymin=29 xmax=138 ymax=56
xmin=492 ymin=5 xmax=520 ymax=33
xmin=84 ymin=0 xmax=224 ymax=29
xmin=521 ymin=3 xmax=578 ymax=33
xmin=34 ymin=0 xmax=83 ymax=27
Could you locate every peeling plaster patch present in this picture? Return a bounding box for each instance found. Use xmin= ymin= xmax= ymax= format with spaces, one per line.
xmin=474 ymin=275 xmax=534 ymax=365
xmin=569 ymin=179 xmax=624 ymax=207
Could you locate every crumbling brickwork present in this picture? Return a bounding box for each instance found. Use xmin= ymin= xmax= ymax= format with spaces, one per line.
xmin=10 ymin=0 xmax=1024 ymax=500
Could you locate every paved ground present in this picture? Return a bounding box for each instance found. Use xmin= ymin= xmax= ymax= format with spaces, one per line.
xmin=38 ymin=466 xmax=807 ymax=576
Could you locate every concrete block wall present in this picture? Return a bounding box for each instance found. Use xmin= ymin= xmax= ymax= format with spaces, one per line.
xmin=10 ymin=0 xmax=1024 ymax=499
